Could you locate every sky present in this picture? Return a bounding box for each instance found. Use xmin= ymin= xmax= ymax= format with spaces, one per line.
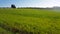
xmin=0 ymin=0 xmax=60 ymax=7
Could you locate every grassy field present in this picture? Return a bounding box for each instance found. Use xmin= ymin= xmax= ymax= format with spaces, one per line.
xmin=0 ymin=8 xmax=60 ymax=34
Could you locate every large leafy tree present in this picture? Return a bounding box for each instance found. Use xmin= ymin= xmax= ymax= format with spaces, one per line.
xmin=11 ymin=4 xmax=16 ymax=8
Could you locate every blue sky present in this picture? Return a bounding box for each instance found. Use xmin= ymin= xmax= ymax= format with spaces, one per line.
xmin=0 ymin=0 xmax=60 ymax=7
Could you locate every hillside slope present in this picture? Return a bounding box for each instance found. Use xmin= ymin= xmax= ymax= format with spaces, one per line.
xmin=0 ymin=8 xmax=60 ymax=34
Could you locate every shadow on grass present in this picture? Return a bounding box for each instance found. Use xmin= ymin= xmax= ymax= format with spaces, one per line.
xmin=0 ymin=21 xmax=35 ymax=34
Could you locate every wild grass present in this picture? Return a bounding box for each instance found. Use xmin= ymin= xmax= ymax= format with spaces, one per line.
xmin=0 ymin=8 xmax=60 ymax=34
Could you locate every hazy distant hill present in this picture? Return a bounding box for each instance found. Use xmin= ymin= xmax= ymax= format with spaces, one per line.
xmin=53 ymin=6 xmax=60 ymax=9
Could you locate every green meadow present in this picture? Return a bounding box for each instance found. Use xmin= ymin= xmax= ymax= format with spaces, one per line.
xmin=0 ymin=8 xmax=60 ymax=34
